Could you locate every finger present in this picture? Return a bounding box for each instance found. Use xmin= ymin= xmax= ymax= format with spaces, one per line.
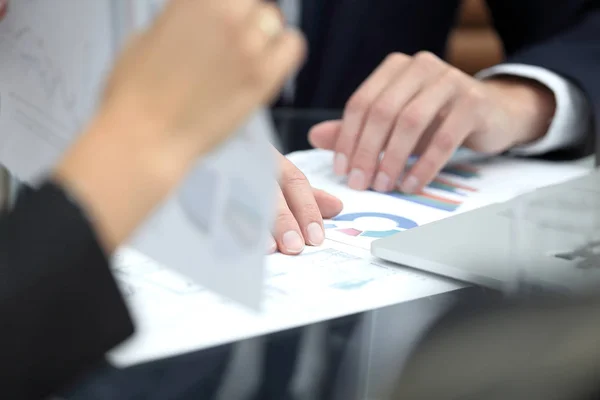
xmin=255 ymin=28 xmax=306 ymax=105
xmin=279 ymin=158 xmax=325 ymax=247
xmin=308 ymin=120 xmax=342 ymax=150
xmin=204 ymin=0 xmax=257 ymax=19
xmin=267 ymin=234 xmax=277 ymax=254
xmin=401 ymin=100 xmax=474 ymax=193
xmin=312 ymin=188 xmax=343 ymax=218
xmin=376 ymin=68 xmax=460 ymax=192
xmin=245 ymin=2 xmax=285 ymax=54
xmin=333 ymin=53 xmax=410 ymax=176
xmin=160 ymin=0 xmax=255 ymax=33
xmin=273 ymin=184 xmax=305 ymax=255
xmin=411 ymin=113 xmax=445 ymax=155
xmin=349 ymin=52 xmax=446 ymax=190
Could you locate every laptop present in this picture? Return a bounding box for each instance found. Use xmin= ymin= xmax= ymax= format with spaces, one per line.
xmin=371 ymin=169 xmax=600 ymax=294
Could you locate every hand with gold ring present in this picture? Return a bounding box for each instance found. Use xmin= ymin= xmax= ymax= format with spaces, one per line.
xmin=55 ymin=0 xmax=306 ymax=250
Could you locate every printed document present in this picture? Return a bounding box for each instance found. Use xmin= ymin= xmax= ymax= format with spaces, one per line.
xmin=110 ymin=149 xmax=588 ymax=366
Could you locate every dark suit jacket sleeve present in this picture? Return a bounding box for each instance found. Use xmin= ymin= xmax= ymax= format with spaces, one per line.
xmin=0 ymin=181 xmax=134 ymax=400
xmin=486 ymin=0 xmax=600 ymax=156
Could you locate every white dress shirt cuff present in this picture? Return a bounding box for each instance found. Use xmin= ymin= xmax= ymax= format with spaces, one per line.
xmin=475 ymin=64 xmax=590 ymax=156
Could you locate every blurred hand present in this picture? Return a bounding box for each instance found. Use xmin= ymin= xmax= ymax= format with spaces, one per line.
xmin=309 ymin=52 xmax=555 ymax=194
xmin=269 ymin=149 xmax=343 ymax=255
xmin=55 ymin=0 xmax=306 ymax=251
xmin=102 ymin=0 xmax=305 ymax=165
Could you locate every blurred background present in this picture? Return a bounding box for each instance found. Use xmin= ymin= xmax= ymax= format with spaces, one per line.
xmin=447 ymin=0 xmax=503 ymax=76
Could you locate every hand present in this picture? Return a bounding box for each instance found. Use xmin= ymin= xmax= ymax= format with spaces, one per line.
xmin=309 ymin=52 xmax=555 ymax=194
xmin=101 ymin=0 xmax=305 ymax=165
xmin=269 ymin=150 xmax=343 ymax=255
xmin=54 ymin=0 xmax=305 ymax=251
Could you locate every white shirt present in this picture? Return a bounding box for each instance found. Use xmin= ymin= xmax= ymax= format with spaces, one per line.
xmin=280 ymin=0 xmax=591 ymax=155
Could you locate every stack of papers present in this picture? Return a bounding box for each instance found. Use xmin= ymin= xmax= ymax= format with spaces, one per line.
xmin=109 ymin=149 xmax=588 ymax=366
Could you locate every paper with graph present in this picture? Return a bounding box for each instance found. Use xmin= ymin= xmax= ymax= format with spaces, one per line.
xmin=110 ymin=149 xmax=588 ymax=366
xmin=291 ymin=149 xmax=588 ymax=250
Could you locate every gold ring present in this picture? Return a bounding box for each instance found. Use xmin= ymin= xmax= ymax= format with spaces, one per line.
xmin=258 ymin=8 xmax=283 ymax=39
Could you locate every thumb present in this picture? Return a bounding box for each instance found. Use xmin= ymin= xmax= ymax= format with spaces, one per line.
xmin=313 ymin=187 xmax=343 ymax=219
xmin=308 ymin=120 xmax=342 ymax=150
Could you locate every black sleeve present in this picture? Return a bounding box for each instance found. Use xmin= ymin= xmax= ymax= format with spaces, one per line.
xmin=485 ymin=0 xmax=600 ymax=158
xmin=0 ymin=182 xmax=134 ymax=399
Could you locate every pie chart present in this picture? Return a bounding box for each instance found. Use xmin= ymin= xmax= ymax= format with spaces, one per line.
xmin=325 ymin=212 xmax=419 ymax=238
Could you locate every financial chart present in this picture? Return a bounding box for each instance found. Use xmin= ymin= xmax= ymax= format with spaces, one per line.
xmin=319 ymin=163 xmax=482 ymax=249
xmin=379 ymin=164 xmax=479 ymax=212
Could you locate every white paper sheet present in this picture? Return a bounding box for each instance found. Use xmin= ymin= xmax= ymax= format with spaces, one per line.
xmin=289 ymin=149 xmax=588 ymax=250
xmin=130 ymin=110 xmax=278 ymax=309
xmin=109 ymin=241 xmax=463 ymax=366
xmin=0 ymin=0 xmax=114 ymax=181
xmin=109 ymin=150 xmax=588 ymax=367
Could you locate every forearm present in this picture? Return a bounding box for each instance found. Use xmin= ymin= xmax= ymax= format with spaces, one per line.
xmin=483 ymin=75 xmax=556 ymax=148
xmin=53 ymin=110 xmax=191 ymax=253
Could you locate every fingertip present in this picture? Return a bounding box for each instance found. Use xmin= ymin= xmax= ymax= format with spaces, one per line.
xmin=278 ymin=230 xmax=305 ymax=255
xmin=320 ymin=202 xmax=343 ymax=219
xmin=325 ymin=191 xmax=344 ymax=209
xmin=267 ymin=235 xmax=277 ymax=254
xmin=333 ymin=197 xmax=344 ymax=212
xmin=307 ymin=125 xmax=324 ymax=149
xmin=309 ymin=120 xmax=333 ymax=132
xmin=399 ymin=175 xmax=420 ymax=194
xmin=277 ymin=247 xmax=304 ymax=256
xmin=306 ymin=221 xmax=325 ymax=246
xmin=313 ymin=188 xmax=344 ymax=218
xmin=373 ymin=171 xmax=392 ymax=192
xmin=334 ymin=153 xmax=349 ymax=176
xmin=312 ymin=187 xmax=336 ymax=199
xmin=308 ymin=120 xmax=342 ymax=150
